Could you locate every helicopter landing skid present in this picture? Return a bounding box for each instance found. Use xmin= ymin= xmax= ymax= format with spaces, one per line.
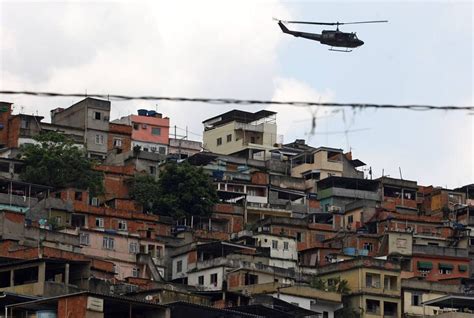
xmin=329 ymin=47 xmax=352 ymax=52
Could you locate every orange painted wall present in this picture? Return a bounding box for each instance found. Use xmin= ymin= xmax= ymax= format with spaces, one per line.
xmin=131 ymin=115 xmax=169 ymax=145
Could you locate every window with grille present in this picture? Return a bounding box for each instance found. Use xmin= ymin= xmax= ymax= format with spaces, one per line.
xmin=96 ymin=218 xmax=104 ymax=228
xmin=79 ymin=233 xmax=90 ymax=245
xmin=118 ymin=220 xmax=127 ymax=231
xmin=129 ymin=242 xmax=138 ymax=254
xmin=103 ymin=237 xmax=115 ymax=250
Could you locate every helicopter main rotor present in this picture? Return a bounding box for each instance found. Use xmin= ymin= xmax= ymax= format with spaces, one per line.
xmin=279 ymin=19 xmax=388 ymax=31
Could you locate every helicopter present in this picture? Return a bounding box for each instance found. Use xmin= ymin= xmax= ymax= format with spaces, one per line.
xmin=275 ymin=18 xmax=388 ymax=52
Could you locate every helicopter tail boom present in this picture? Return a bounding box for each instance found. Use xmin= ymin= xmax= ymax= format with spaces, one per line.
xmin=278 ymin=21 xmax=322 ymax=42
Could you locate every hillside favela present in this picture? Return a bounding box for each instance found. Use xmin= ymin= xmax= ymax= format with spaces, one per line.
xmin=0 ymin=98 xmax=471 ymax=318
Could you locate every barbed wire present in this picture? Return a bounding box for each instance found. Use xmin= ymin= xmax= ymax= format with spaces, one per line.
xmin=0 ymin=90 xmax=473 ymax=111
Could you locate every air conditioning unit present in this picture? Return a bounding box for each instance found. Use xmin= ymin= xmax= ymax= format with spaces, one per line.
xmin=328 ymin=205 xmax=341 ymax=213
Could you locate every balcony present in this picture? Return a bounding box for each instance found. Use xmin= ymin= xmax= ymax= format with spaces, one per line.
xmin=234 ymin=122 xmax=265 ymax=133
xmin=317 ymin=187 xmax=379 ymax=201
xmin=412 ymin=244 xmax=468 ymax=258
xmin=246 ymin=202 xmax=290 ymax=213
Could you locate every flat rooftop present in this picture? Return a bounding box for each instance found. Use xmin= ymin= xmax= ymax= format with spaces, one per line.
xmin=203 ymin=110 xmax=276 ymax=129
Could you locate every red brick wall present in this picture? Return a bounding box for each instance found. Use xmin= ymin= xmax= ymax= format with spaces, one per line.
xmin=251 ymin=172 xmax=268 ymax=185
xmin=0 ymin=103 xmax=12 ymax=146
xmin=4 ymin=211 xmax=25 ymax=223
xmin=188 ymin=250 xmax=197 ymax=265
xmin=412 ymin=256 xmax=469 ymax=281
xmin=108 ymin=123 xmax=132 ymax=152
xmin=228 ymin=272 xmax=243 ymax=288
xmin=7 ymin=116 xmax=21 ymax=148
xmin=58 ymin=295 xmax=88 ymax=318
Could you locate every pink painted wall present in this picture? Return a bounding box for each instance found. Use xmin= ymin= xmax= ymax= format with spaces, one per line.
xmin=131 ymin=115 xmax=169 ymax=145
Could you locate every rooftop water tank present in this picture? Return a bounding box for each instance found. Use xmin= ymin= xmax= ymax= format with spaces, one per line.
xmin=147 ymin=110 xmax=157 ymax=117
xmin=137 ymin=109 xmax=148 ymax=116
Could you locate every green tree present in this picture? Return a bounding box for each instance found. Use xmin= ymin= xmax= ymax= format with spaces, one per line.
xmin=156 ymin=162 xmax=218 ymax=219
xmin=130 ymin=162 xmax=218 ymax=219
xmin=129 ymin=174 xmax=160 ymax=213
xmin=19 ymin=132 xmax=104 ymax=195
xmin=336 ymin=279 xmax=351 ymax=294
xmin=310 ymin=277 xmax=327 ymax=290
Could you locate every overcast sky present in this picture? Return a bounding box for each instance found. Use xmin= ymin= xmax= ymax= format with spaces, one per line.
xmin=0 ymin=0 xmax=472 ymax=188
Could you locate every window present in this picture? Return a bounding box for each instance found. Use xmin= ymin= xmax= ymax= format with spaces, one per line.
xmin=283 ymin=241 xmax=289 ymax=250
xmin=149 ymin=166 xmax=156 ymax=175
xmin=363 ymin=242 xmax=374 ymax=252
xmin=133 ymin=123 xmax=139 ymax=130
xmin=323 ymin=312 xmax=329 ymax=318
xmin=210 ymin=273 xmax=218 ymax=286
xmin=103 ymin=237 xmax=115 ymax=250
xmin=439 ymin=268 xmax=452 ymax=274
xmin=176 ymin=260 xmax=183 ymax=273
xmin=366 ymin=299 xmax=380 ymax=315
xmin=118 ymin=220 xmax=127 ymax=231
xmin=95 ymin=134 xmax=104 ymax=145
xmin=198 ymin=275 xmax=204 ymax=285
xmin=412 ymin=293 xmax=421 ymax=306
xmin=296 ymin=232 xmax=304 ymax=242
xmin=129 ymin=242 xmax=138 ymax=254
xmin=151 ymin=127 xmax=161 ymax=135
xmin=365 ymin=273 xmax=381 ymax=288
xmin=74 ymin=191 xmax=83 ymax=201
xmin=158 ymin=147 xmax=166 ymax=154
xmin=132 ymin=268 xmax=139 ymax=278
xmin=94 ymin=112 xmax=101 ymax=120
xmin=79 ymin=233 xmax=90 ymax=245
xmin=96 ymin=218 xmax=104 ymax=228
xmin=226 ymin=134 xmax=232 ymax=142
xmin=71 ymin=214 xmax=86 ymax=228
xmin=20 ymin=119 xmax=29 ymax=129
xmin=217 ymin=137 xmax=222 ymax=146
xmin=113 ymin=138 xmax=122 ymax=147
xmin=90 ymin=197 xmax=99 ymax=206
xmin=419 ymin=269 xmax=431 ymax=277
xmin=272 ymin=240 xmax=278 ymax=250
xmin=143 ymin=147 xmax=149 ymax=152
xmin=348 ymin=215 xmax=354 ymax=224
xmin=250 ymin=136 xmax=256 ymax=143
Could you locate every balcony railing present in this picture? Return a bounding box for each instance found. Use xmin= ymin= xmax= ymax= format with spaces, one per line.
xmin=412 ymin=244 xmax=468 ymax=258
xmin=234 ymin=122 xmax=265 ymax=133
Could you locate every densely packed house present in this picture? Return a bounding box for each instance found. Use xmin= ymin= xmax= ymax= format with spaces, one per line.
xmin=0 ymin=98 xmax=472 ymax=318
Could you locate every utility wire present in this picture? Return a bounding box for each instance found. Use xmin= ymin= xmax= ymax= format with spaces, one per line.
xmin=0 ymin=90 xmax=473 ymax=112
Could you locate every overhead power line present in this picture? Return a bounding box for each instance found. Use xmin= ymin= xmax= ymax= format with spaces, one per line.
xmin=0 ymin=90 xmax=473 ymax=112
